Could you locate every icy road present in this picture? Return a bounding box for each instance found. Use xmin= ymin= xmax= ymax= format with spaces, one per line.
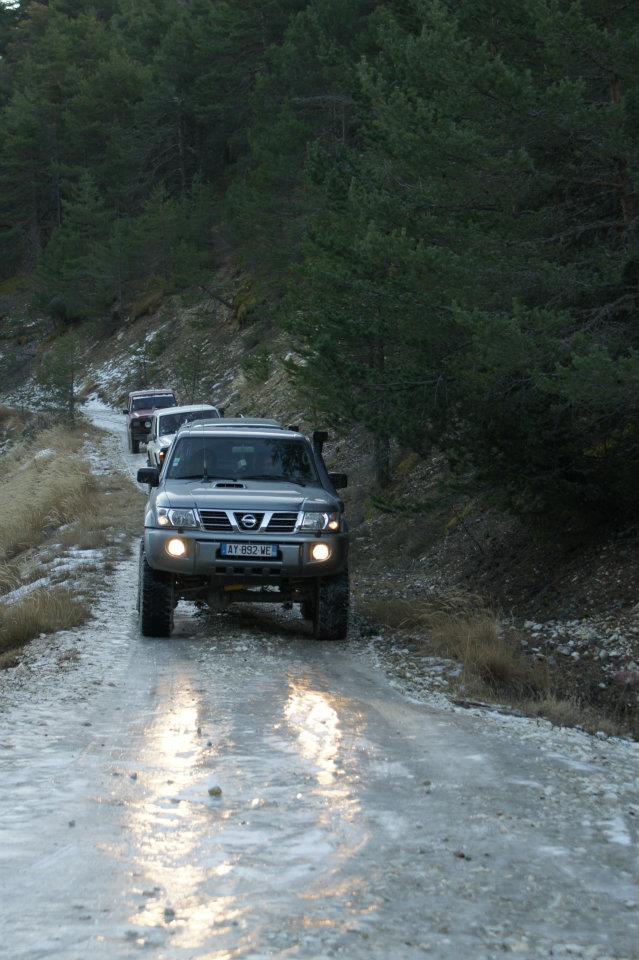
xmin=0 ymin=403 xmax=636 ymax=960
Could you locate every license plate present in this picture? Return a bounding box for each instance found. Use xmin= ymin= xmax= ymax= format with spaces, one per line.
xmin=219 ymin=543 xmax=278 ymax=558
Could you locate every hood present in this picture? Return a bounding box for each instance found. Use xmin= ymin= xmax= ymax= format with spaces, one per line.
xmin=130 ymin=409 xmax=156 ymax=419
xmin=157 ymin=479 xmax=339 ymax=513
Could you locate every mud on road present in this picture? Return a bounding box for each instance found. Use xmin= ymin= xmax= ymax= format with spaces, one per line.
xmin=0 ymin=404 xmax=636 ymax=960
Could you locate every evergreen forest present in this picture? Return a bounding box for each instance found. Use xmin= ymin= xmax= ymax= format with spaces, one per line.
xmin=1 ymin=0 xmax=639 ymax=517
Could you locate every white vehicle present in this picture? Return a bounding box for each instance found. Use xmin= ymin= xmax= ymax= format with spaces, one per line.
xmin=145 ymin=404 xmax=220 ymax=468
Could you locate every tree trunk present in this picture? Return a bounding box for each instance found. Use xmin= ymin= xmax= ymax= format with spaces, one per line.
xmin=374 ymin=432 xmax=391 ymax=488
xmin=68 ymin=365 xmax=75 ymax=425
xmin=610 ymin=73 xmax=639 ymax=301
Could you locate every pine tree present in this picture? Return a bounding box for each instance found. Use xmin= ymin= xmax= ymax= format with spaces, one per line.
xmin=36 ymin=171 xmax=113 ymax=319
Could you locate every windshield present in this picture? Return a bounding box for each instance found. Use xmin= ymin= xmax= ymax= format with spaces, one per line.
xmin=131 ymin=395 xmax=175 ymax=411
xmin=166 ymin=436 xmax=318 ymax=484
xmin=158 ymin=409 xmax=217 ymax=436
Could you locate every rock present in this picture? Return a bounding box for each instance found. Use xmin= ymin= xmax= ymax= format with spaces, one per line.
xmin=163 ymin=906 xmax=175 ymax=921
xmin=612 ymin=669 xmax=639 ymax=688
xmin=453 ymin=850 xmax=471 ymax=860
xmin=129 ymin=772 xmax=138 ymax=781
xmin=208 ymin=785 xmax=222 ymax=797
xmin=68 ymin=820 xmax=76 ymax=828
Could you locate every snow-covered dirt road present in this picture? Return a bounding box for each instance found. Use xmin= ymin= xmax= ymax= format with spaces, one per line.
xmin=0 ymin=405 xmax=636 ymax=960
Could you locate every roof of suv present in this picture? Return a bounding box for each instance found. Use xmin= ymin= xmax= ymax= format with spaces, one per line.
xmin=175 ymin=418 xmax=305 ymax=441
xmin=155 ymin=404 xmax=218 ymax=417
xmin=181 ymin=417 xmax=283 ymax=430
xmin=129 ymin=389 xmax=176 ymax=397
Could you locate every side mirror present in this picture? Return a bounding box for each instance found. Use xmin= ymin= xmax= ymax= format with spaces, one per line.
xmin=328 ymin=472 xmax=347 ymax=490
xmin=137 ymin=467 xmax=159 ymax=487
xmin=122 ymin=409 xmax=129 ymax=415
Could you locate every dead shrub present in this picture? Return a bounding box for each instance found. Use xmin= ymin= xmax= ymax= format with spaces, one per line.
xmin=0 ymin=588 xmax=89 ymax=654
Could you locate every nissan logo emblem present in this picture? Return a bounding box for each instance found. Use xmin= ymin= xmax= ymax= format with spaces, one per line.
xmin=241 ymin=513 xmax=257 ymax=529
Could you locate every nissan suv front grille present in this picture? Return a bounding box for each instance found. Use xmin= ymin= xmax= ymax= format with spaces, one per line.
xmin=199 ymin=510 xmax=233 ymax=531
xmin=265 ymin=512 xmax=298 ymax=533
xmin=197 ymin=509 xmax=301 ymax=532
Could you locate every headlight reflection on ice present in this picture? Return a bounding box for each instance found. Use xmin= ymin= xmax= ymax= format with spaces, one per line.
xmin=124 ymin=689 xmax=242 ymax=950
xmin=284 ymin=686 xmax=342 ymax=788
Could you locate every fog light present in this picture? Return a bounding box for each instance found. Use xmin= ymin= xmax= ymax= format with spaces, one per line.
xmin=166 ymin=537 xmax=186 ymax=557
xmin=311 ymin=542 xmax=331 ymax=562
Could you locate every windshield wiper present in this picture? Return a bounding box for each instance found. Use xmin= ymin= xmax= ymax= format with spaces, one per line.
xmin=242 ymin=474 xmax=308 ymax=486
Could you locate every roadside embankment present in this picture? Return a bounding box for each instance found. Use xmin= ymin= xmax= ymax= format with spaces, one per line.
xmin=0 ymin=416 xmax=143 ymax=669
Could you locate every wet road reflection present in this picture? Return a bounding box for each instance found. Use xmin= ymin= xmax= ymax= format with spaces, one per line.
xmin=126 ymin=680 xmax=241 ymax=951
xmin=118 ymin=653 xmax=373 ymax=958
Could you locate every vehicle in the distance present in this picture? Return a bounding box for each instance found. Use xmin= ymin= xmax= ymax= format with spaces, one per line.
xmin=123 ymin=389 xmax=177 ymax=453
xmin=136 ymin=419 xmax=349 ymax=641
xmin=146 ymin=404 xmax=220 ymax=468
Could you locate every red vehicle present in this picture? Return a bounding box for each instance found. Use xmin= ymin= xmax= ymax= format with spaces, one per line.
xmin=123 ymin=389 xmax=177 ymax=453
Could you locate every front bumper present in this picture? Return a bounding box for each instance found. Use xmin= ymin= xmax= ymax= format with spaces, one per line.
xmin=144 ymin=529 xmax=348 ymax=579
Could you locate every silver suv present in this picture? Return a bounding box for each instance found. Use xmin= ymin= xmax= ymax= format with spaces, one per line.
xmin=136 ymin=419 xmax=349 ymax=640
xmin=145 ymin=404 xmax=219 ymax=467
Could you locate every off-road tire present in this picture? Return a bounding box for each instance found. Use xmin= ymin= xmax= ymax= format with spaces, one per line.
xmin=313 ymin=571 xmax=349 ymax=641
xmin=138 ymin=546 xmax=175 ymax=637
xmin=130 ymin=434 xmax=140 ymax=454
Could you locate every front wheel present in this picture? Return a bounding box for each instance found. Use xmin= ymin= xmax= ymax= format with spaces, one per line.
xmin=313 ymin=571 xmax=349 ymax=641
xmin=138 ymin=547 xmax=175 ymax=637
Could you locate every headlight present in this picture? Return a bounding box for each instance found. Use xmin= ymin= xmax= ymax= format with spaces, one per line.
xmin=157 ymin=508 xmax=199 ymax=529
xmin=166 ymin=537 xmax=186 ymax=557
xmin=299 ymin=511 xmax=340 ymax=531
xmin=311 ymin=543 xmax=331 ymax=561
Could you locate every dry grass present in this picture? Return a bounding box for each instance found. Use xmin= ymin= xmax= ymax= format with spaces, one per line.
xmin=361 ymin=592 xmax=636 ymax=738
xmin=0 ymin=588 xmax=89 ymax=656
xmin=0 ymin=421 xmax=144 ymax=668
xmin=57 ymin=471 xmax=144 ymax=551
xmin=0 ymin=561 xmax=22 ymax=593
xmin=363 ymin=591 xmax=485 ymax=631
xmin=76 ymin=380 xmax=100 ymax=402
xmin=0 ymin=427 xmax=95 ymax=561
xmin=363 ymin=593 xmax=541 ymax=697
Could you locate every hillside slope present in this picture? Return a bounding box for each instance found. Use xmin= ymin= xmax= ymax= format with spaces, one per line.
xmin=1 ymin=281 xmax=638 ymax=735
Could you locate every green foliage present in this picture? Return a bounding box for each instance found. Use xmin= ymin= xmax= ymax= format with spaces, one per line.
xmin=242 ymin=348 xmax=273 ymax=385
xmin=2 ymin=0 xmax=639 ymax=516
xmin=172 ymin=340 xmax=209 ymax=404
xmin=36 ymin=334 xmax=81 ymax=422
